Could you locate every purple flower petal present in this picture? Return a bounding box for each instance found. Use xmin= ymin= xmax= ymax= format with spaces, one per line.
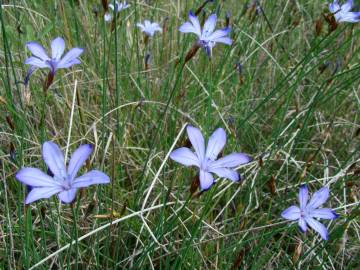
xmin=207 ymin=28 xmax=231 ymax=41
xmin=186 ymin=125 xmax=205 ymax=162
xmin=329 ymin=1 xmax=340 ymax=13
xmin=57 ymin=48 xmax=84 ymax=69
xmin=212 ymin=37 xmax=232 ymax=45
xmin=16 ymin=167 xmax=58 ymax=187
xmin=24 ymin=66 xmax=38 ymax=86
xmin=26 ymin=42 xmax=49 ymax=61
xmin=67 ymin=144 xmax=93 ymax=180
xmin=199 ymin=170 xmax=214 ymax=190
xmin=42 ymin=141 xmax=67 ymax=179
xmin=137 ymin=20 xmax=162 ymax=37
xmin=170 ymin=147 xmax=200 ymax=167
xmin=205 ymin=127 xmax=226 ymax=160
xmin=24 ymin=57 xmax=49 ymax=68
xmin=25 ymin=186 xmax=63 ymax=204
xmin=310 ymin=208 xmax=339 ymax=220
xmin=209 ymin=153 xmax=251 ymax=169
xmin=298 ymin=218 xmax=307 ymax=232
xmin=144 ymin=20 xmax=151 ymax=28
xmin=108 ymin=3 xmax=116 ymax=10
xmin=57 ymin=59 xmax=81 ymax=69
xmin=104 ymin=12 xmax=113 ymax=22
xmin=188 ymin=11 xmax=201 ymax=36
xmin=57 ymin=188 xmax=77 ymax=203
xmin=72 ymin=170 xmax=110 ymax=188
xmin=179 ymin=22 xmax=198 ymax=34
xmin=203 ymin=14 xmax=217 ymax=35
xmin=298 ymin=184 xmax=308 ymax=209
xmin=305 ymin=217 xmax=329 ymax=240
xmin=342 ymin=0 xmax=353 ymax=12
xmin=151 ymin=23 xmax=162 ymax=33
xmin=340 ymin=12 xmax=360 ymax=22
xmin=307 ymin=187 xmax=329 ymax=209
xmin=137 ymin=23 xmax=145 ymax=31
xmin=281 ymin=205 xmax=301 ymax=220
xmin=208 ymin=167 xmax=239 ymax=182
xmin=51 ymin=37 xmax=65 ymax=60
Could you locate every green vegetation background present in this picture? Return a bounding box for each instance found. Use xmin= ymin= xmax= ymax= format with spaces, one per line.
xmin=0 ymin=0 xmax=359 ymax=269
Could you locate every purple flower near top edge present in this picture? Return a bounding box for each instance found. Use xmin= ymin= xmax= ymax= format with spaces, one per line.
xmin=281 ymin=185 xmax=339 ymax=241
xmin=104 ymin=1 xmax=130 ymax=22
xmin=170 ymin=126 xmax=251 ymax=191
xmin=179 ymin=12 xmax=232 ymax=56
xmin=16 ymin=141 xmax=110 ymax=204
xmin=24 ymin=37 xmax=84 ymax=84
xmin=329 ymin=0 xmax=360 ymax=23
xmin=137 ymin=20 xmax=162 ymax=37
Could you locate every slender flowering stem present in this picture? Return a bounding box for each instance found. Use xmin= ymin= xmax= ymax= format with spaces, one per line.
xmin=65 ymin=80 xmax=78 ymax=164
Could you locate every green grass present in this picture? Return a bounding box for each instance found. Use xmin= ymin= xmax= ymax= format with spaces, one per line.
xmin=1 ymin=0 xmax=359 ymax=269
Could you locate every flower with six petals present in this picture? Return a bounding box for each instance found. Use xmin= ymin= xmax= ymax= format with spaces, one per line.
xmin=281 ymin=185 xmax=339 ymax=240
xmin=137 ymin=20 xmax=162 ymax=37
xmin=179 ymin=12 xmax=232 ymax=56
xmin=16 ymin=141 xmax=110 ymax=204
xmin=170 ymin=126 xmax=251 ymax=191
xmin=24 ymin=37 xmax=83 ymax=84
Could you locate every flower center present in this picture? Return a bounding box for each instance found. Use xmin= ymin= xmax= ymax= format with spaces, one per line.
xmin=61 ymin=180 xmax=71 ymax=190
xmin=45 ymin=59 xmax=58 ymax=73
xmin=203 ymin=30 xmax=211 ymax=38
xmin=200 ymin=158 xmax=211 ymax=171
xmin=300 ymin=209 xmax=308 ymax=218
xmin=55 ymin=175 xmax=72 ymax=191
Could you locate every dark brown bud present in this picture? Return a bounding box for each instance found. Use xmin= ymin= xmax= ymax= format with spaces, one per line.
xmin=43 ymin=72 xmax=54 ymax=93
xmin=315 ymin=18 xmax=323 ymax=36
xmin=101 ymin=0 xmax=108 ymax=11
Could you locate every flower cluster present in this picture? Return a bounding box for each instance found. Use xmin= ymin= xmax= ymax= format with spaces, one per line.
xmin=16 ymin=1 xmax=350 ymax=244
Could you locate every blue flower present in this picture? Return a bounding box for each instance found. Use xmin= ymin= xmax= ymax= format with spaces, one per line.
xmin=137 ymin=20 xmax=162 ymax=37
xmin=179 ymin=12 xmax=232 ymax=56
xmin=16 ymin=142 xmax=110 ymax=204
xmin=329 ymin=0 xmax=360 ymax=23
xmin=282 ymin=185 xmax=339 ymax=240
xmin=24 ymin=37 xmax=83 ymax=83
xmin=170 ymin=126 xmax=251 ymax=191
xmin=104 ymin=1 xmax=130 ymax=22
